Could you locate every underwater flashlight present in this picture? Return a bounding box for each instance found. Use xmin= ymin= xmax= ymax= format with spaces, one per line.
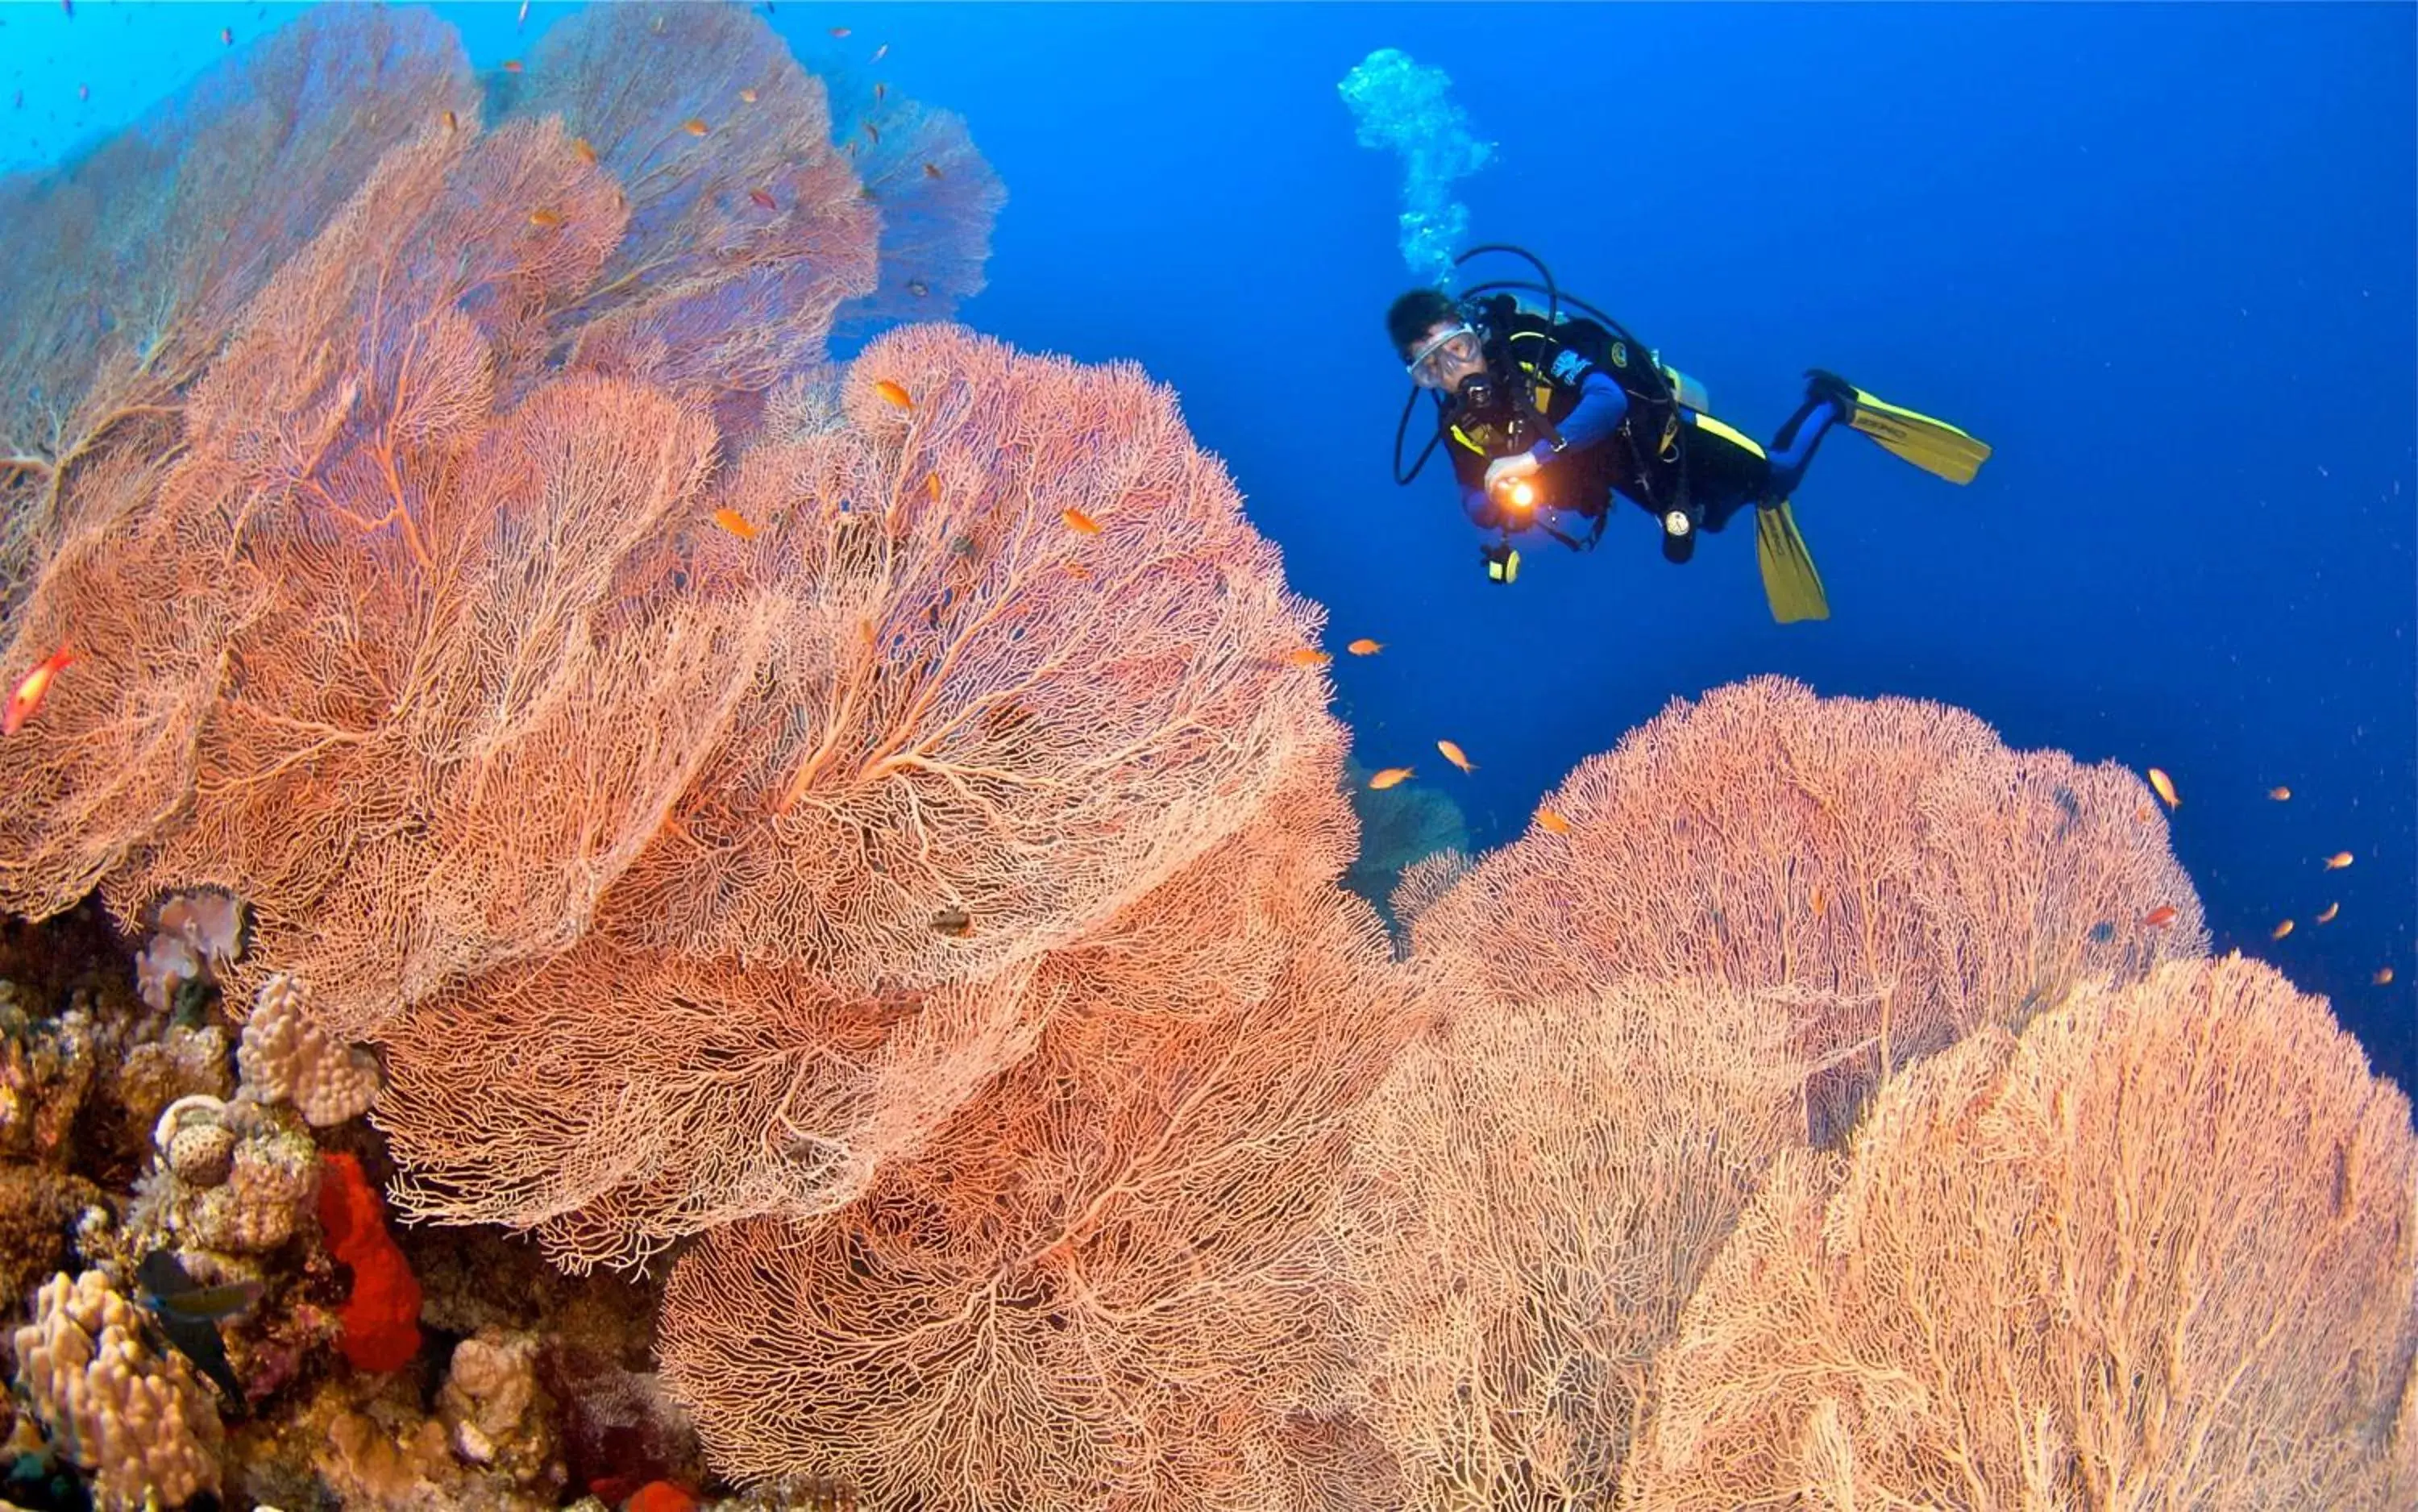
xmin=1503 ymin=479 xmax=1535 ymax=510
xmin=1662 ymin=508 xmax=1692 ymax=537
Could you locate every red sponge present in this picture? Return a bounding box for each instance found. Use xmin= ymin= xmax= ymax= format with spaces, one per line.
xmin=317 ymin=1151 xmax=422 ymax=1372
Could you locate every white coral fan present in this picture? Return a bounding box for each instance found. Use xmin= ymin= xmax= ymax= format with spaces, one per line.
xmin=136 ymin=890 xmax=247 ymax=1014
xmin=237 ymin=974 xmax=380 ymax=1126
xmin=10 ymin=1269 xmax=222 ymax=1511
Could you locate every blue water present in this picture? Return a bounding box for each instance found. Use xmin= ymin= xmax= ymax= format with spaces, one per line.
xmin=9 ymin=2 xmax=2411 ymax=1091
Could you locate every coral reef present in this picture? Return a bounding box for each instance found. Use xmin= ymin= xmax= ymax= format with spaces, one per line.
xmin=236 ymin=976 xmax=379 ymax=1128
xmin=1623 ymin=954 xmax=2418 ymax=1508
xmin=11 ymin=1269 xmax=222 ymax=1510
xmin=0 ymin=4 xmax=2406 ymax=1510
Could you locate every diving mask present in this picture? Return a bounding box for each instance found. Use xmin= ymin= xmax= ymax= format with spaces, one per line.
xmin=1404 ymin=322 xmax=1483 ymax=389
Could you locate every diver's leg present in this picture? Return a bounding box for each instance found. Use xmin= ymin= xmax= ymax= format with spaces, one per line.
xmin=1764 ymin=397 xmax=1842 ymax=500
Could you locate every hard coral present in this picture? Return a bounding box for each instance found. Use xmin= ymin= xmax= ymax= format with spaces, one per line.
xmin=10 ymin=1269 xmax=222 ymax=1511
xmin=317 ymin=1152 xmax=422 ymax=1373
xmin=237 ymin=974 xmax=380 ymax=1126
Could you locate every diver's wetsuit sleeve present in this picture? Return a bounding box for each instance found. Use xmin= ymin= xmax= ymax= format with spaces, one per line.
xmin=1527 ymin=368 xmax=1627 ymax=465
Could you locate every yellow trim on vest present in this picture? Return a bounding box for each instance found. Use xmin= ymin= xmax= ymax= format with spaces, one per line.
xmin=1688 ymin=412 xmax=1767 ymax=460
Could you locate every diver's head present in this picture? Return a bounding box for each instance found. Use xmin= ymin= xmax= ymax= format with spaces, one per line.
xmin=1388 ymin=289 xmax=1488 ymax=397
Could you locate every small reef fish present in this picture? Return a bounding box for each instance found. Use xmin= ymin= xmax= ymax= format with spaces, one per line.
xmin=906 ymin=278 xmax=930 ymax=298
xmin=135 ymin=1249 xmax=252 ymax=1411
xmin=2272 ymin=919 xmax=2294 ymax=941
xmin=2146 ymin=766 xmax=2179 ymax=809
xmin=874 ymin=82 xmax=888 ymax=104
xmin=1436 ymin=739 xmax=1475 ymax=774
xmin=571 ymin=136 xmax=597 ymax=165
xmin=2376 ymin=968 xmax=2395 ymax=987
xmin=1345 ymin=638 xmax=1382 ymax=655
xmin=924 ymin=161 xmax=943 ymax=179
xmin=3 ymin=646 xmax=74 ymax=736
xmin=502 ymin=59 xmax=523 ymax=73
xmin=1535 ymin=809 xmax=1570 ymax=835
xmin=829 ymin=27 xmax=851 ymax=38
xmin=872 ymin=378 xmax=913 ymax=409
xmin=739 ymin=88 xmax=760 ymax=103
xmin=1809 ymin=885 xmax=1827 ymax=919
xmin=516 ymin=0 xmax=529 ymax=28
xmin=1061 ymin=508 xmax=1100 ymax=536
xmin=441 ymin=109 xmax=459 ymax=133
xmin=863 ymin=120 xmax=880 ymax=145
xmin=929 ymin=904 xmax=971 ymax=937
xmin=683 ymin=117 xmax=709 ymax=137
xmin=221 ymin=26 xmax=232 ymax=44
xmin=924 ymin=472 xmax=941 ymax=501
xmin=2324 ymin=850 xmax=2354 ymax=870
xmin=527 ymin=208 xmax=563 ymax=228
xmin=2141 ymin=904 xmax=2178 ymax=928
xmin=2268 ymin=785 xmax=2292 ymax=801
xmin=1283 ymin=648 xmax=1330 ymax=669
xmin=711 ymin=508 xmax=758 ymax=541
xmin=870 ymin=43 xmax=888 ymax=62
xmin=749 ymin=188 xmax=777 ymax=210
xmin=1367 ymin=766 xmax=1413 ymax=791
xmin=2316 ymin=902 xmax=2339 ymax=924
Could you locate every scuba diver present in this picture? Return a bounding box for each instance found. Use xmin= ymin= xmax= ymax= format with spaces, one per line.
xmin=1388 ymin=246 xmax=1992 ymax=621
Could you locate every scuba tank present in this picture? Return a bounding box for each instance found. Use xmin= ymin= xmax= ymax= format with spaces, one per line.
xmin=1657 ymin=359 xmax=1709 ymax=415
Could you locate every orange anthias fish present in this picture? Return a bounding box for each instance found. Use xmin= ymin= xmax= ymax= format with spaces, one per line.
xmin=924 ymin=472 xmax=941 ymax=501
xmin=1809 ymin=885 xmax=1828 ymax=919
xmin=1061 ymin=508 xmax=1100 ymax=536
xmin=739 ymin=88 xmax=759 ymax=104
xmin=749 ymin=188 xmax=778 ymax=210
xmin=1345 ymin=638 xmax=1383 ymax=656
xmin=1283 ymin=648 xmax=1330 ymax=669
xmin=2268 ymin=785 xmax=2292 ymax=801
xmin=1436 ymin=739 xmax=1475 ymax=774
xmin=2141 ymin=904 xmax=2179 ymax=928
xmin=829 ymin=27 xmax=851 ymax=38
xmin=2376 ymin=967 xmax=2395 ymax=987
xmin=571 ymin=137 xmax=598 ymax=165
xmin=2271 ymin=919 xmax=2295 ymax=941
xmin=711 ymin=508 xmax=758 ymax=541
xmin=441 ymin=109 xmax=459 ymax=133
xmin=1368 ymin=766 xmax=1413 ymax=791
xmin=3 ymin=646 xmax=74 ymax=736
xmin=2146 ymin=766 xmax=2179 ymax=809
xmin=2324 ymin=850 xmax=2355 ymax=870
xmin=872 ymin=379 xmax=913 ymax=410
xmin=683 ymin=117 xmax=709 ymax=137
xmin=527 ymin=208 xmax=563 ymax=229
xmin=1534 ymin=809 xmax=1570 ymax=836
xmin=2316 ymin=902 xmax=2340 ymax=924
xmin=502 ymin=58 xmax=523 ymax=73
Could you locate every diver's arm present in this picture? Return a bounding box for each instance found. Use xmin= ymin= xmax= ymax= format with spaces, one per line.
xmin=1519 ymin=369 xmax=1628 ymax=467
